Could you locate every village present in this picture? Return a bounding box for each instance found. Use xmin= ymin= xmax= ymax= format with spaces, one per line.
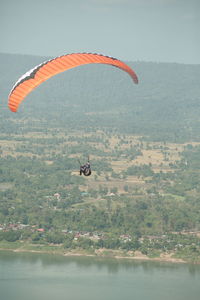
xmin=1 ymin=220 xmax=199 ymax=262
xmin=0 ymin=221 xmax=131 ymax=243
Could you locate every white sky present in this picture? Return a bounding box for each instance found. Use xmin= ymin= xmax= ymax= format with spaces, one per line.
xmin=0 ymin=0 xmax=199 ymax=63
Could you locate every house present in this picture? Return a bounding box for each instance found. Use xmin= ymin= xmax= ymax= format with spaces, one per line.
xmin=54 ymin=193 xmax=61 ymax=201
xmin=37 ymin=228 xmax=45 ymax=232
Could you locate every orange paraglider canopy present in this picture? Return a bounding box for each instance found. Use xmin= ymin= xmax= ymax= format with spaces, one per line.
xmin=8 ymin=53 xmax=138 ymax=112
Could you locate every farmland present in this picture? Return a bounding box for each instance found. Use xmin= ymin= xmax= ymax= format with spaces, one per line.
xmin=0 ymin=53 xmax=200 ymax=262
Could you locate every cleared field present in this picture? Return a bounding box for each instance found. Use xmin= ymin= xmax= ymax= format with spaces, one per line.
xmin=1 ymin=129 xmax=198 ymax=195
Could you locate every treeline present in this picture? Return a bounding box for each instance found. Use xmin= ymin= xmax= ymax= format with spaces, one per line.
xmin=1 ymin=229 xmax=200 ymax=262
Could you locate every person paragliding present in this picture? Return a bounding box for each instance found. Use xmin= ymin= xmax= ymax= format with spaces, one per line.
xmin=79 ymin=157 xmax=91 ymax=176
xmin=7 ymin=52 xmax=138 ymax=178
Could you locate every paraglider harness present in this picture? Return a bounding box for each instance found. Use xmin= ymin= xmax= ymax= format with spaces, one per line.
xmin=78 ymin=157 xmax=92 ymax=176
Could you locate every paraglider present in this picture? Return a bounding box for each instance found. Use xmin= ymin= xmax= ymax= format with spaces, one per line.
xmin=78 ymin=157 xmax=91 ymax=176
xmin=8 ymin=52 xmax=139 ymax=176
xmin=8 ymin=52 xmax=138 ymax=112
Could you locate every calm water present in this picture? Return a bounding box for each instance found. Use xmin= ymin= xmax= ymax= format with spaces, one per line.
xmin=0 ymin=251 xmax=200 ymax=300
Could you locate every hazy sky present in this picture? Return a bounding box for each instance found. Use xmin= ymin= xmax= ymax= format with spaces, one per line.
xmin=0 ymin=0 xmax=199 ymax=64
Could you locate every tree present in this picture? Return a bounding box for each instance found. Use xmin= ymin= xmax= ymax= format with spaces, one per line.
xmin=3 ymin=231 xmax=21 ymax=242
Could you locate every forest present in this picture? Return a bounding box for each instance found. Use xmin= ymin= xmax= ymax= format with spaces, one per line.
xmin=0 ymin=53 xmax=200 ymax=262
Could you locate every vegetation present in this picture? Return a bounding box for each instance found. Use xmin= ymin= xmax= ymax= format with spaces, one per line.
xmin=0 ymin=53 xmax=200 ymax=263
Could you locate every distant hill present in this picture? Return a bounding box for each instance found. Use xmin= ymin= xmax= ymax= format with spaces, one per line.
xmin=1 ymin=53 xmax=200 ymax=142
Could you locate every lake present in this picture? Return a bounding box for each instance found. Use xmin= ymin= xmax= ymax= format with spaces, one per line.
xmin=0 ymin=251 xmax=200 ymax=300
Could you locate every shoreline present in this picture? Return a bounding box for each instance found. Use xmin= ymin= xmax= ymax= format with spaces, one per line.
xmin=0 ymin=246 xmax=192 ymax=264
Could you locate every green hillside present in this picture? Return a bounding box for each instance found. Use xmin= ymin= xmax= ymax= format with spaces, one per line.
xmin=1 ymin=53 xmax=200 ymax=141
xmin=0 ymin=53 xmax=200 ymax=262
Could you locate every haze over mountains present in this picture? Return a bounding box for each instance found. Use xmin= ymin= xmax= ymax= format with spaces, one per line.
xmin=1 ymin=53 xmax=200 ymax=141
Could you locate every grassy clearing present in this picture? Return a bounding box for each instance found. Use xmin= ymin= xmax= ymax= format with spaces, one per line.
xmin=0 ymin=182 xmax=13 ymax=191
xmin=0 ymin=129 xmax=191 ymax=194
